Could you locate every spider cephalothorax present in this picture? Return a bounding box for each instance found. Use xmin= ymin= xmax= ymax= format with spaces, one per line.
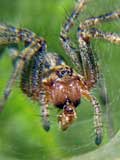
xmin=0 ymin=0 xmax=120 ymax=145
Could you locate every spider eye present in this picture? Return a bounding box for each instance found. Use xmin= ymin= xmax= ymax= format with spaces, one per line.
xmin=61 ymin=70 xmax=65 ymax=75
xmin=56 ymin=70 xmax=66 ymax=78
xmin=56 ymin=68 xmax=73 ymax=78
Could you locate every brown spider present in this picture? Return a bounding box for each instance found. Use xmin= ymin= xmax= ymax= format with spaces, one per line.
xmin=0 ymin=0 xmax=120 ymax=145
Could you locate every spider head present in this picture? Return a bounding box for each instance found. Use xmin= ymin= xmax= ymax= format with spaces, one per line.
xmin=58 ymin=101 xmax=77 ymax=131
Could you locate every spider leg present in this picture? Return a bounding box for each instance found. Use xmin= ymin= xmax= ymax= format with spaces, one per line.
xmin=79 ymin=27 xmax=120 ymax=138
xmin=8 ymin=44 xmax=19 ymax=67
xmin=0 ymin=24 xmax=46 ymax=110
xmin=91 ymin=96 xmax=102 ymax=145
xmin=0 ymin=43 xmax=42 ymax=110
xmin=79 ymin=28 xmax=120 ymax=44
xmin=77 ymin=17 xmax=120 ymax=87
xmin=77 ymin=27 xmax=120 ymax=98
xmin=80 ymin=11 xmax=120 ymax=29
xmin=60 ymin=0 xmax=89 ymax=70
xmin=40 ymin=91 xmax=50 ymax=131
xmin=0 ymin=57 xmax=24 ymax=111
xmin=77 ymin=26 xmax=120 ymax=139
xmin=82 ymin=91 xmax=102 ymax=145
xmin=77 ymin=28 xmax=99 ymax=88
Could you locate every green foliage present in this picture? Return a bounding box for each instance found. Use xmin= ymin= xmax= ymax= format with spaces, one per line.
xmin=0 ymin=0 xmax=120 ymax=160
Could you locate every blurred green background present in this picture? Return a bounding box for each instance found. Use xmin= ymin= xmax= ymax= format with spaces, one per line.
xmin=0 ymin=0 xmax=120 ymax=160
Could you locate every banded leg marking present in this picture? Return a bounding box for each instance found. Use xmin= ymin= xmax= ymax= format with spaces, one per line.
xmin=82 ymin=91 xmax=103 ymax=145
xmin=80 ymin=11 xmax=120 ymax=29
xmin=60 ymin=0 xmax=89 ymax=70
xmin=0 ymin=24 xmax=46 ymax=110
xmin=40 ymin=91 xmax=50 ymax=131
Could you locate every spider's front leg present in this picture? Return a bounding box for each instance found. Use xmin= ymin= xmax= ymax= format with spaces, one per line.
xmin=89 ymin=95 xmax=102 ymax=145
xmin=39 ymin=90 xmax=50 ymax=131
xmin=77 ymin=28 xmax=99 ymax=88
xmin=81 ymin=90 xmax=102 ymax=145
xmin=77 ymin=11 xmax=120 ymax=143
xmin=0 ymin=24 xmax=46 ymax=111
xmin=77 ymin=26 xmax=104 ymax=144
xmin=77 ymin=11 xmax=120 ymax=139
xmin=60 ymin=0 xmax=89 ymax=71
xmin=77 ymin=10 xmax=120 ymax=79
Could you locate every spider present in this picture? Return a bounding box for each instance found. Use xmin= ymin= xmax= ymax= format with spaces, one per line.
xmin=0 ymin=0 xmax=120 ymax=145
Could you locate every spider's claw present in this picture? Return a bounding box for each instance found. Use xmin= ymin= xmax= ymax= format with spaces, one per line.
xmin=95 ymin=134 xmax=102 ymax=145
xmin=42 ymin=120 xmax=50 ymax=131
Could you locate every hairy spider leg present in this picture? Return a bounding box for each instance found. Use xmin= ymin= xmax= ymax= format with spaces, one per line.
xmin=60 ymin=0 xmax=98 ymax=85
xmin=77 ymin=29 xmax=99 ymax=88
xmin=80 ymin=11 xmax=120 ymax=29
xmin=60 ymin=0 xmax=89 ymax=71
xmin=81 ymin=90 xmax=102 ymax=145
xmin=40 ymin=90 xmax=50 ymax=131
xmin=21 ymin=47 xmax=51 ymax=131
xmin=79 ymin=28 xmax=120 ymax=44
xmin=79 ymin=12 xmax=120 ymax=44
xmin=79 ymin=10 xmax=120 ymax=99
xmin=8 ymin=44 xmax=19 ymax=67
xmin=0 ymin=24 xmax=21 ymax=110
xmin=78 ymin=11 xmax=120 ymax=97
xmin=90 ymin=95 xmax=102 ymax=145
xmin=0 ymin=24 xmax=46 ymax=111
xmin=79 ymin=10 xmax=120 ymax=98
xmin=0 ymin=24 xmax=50 ymax=131
xmin=78 ymin=11 xmax=120 ymax=140
xmin=77 ymin=30 xmax=102 ymax=144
